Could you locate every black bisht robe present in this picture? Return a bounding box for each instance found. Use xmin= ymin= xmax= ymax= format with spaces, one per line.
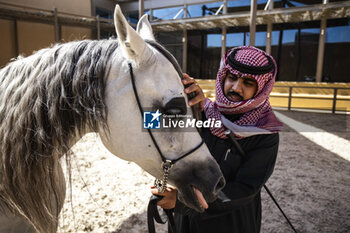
xmin=173 ymin=117 xmax=279 ymax=233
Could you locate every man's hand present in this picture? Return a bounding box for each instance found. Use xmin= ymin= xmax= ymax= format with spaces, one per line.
xmin=182 ymin=73 xmax=205 ymax=111
xmin=151 ymin=185 xmax=177 ymax=209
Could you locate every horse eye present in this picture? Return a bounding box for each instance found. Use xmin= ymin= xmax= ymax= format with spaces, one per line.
xmin=164 ymin=97 xmax=187 ymax=115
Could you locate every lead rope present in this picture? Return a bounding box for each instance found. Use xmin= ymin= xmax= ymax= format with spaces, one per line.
xmin=128 ymin=62 xmax=205 ymax=233
xmin=147 ymin=194 xmax=176 ymax=233
xmin=128 ymin=63 xmax=176 ymax=233
xmin=224 ymin=130 xmax=298 ymax=233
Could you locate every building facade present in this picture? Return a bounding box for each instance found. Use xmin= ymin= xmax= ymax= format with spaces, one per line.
xmin=120 ymin=0 xmax=350 ymax=83
xmin=0 ymin=0 xmax=116 ymax=67
xmin=1 ymin=0 xmax=349 ymax=83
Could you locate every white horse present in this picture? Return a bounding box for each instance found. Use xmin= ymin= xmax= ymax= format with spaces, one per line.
xmin=0 ymin=5 xmax=224 ymax=233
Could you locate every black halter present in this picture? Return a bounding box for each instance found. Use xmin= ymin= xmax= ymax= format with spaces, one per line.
xmin=128 ymin=40 xmax=204 ymax=193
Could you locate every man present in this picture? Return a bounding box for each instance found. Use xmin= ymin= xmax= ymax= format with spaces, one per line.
xmin=151 ymin=46 xmax=283 ymax=233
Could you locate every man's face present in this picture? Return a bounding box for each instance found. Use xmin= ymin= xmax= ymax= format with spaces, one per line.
xmin=223 ymin=71 xmax=258 ymax=102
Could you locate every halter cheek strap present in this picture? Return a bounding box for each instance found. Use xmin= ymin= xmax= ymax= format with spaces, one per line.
xmin=128 ymin=63 xmax=204 ymax=193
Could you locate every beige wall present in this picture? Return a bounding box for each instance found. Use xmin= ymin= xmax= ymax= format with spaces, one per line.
xmin=0 ymin=0 xmax=92 ymax=16
xmin=0 ymin=0 xmax=94 ymax=67
xmin=55 ymin=0 xmax=91 ymax=16
xmin=0 ymin=19 xmax=16 ymax=68
xmin=17 ymin=21 xmax=55 ymax=56
xmin=61 ymin=26 xmax=92 ymax=42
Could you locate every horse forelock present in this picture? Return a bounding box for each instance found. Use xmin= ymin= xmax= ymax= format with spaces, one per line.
xmin=0 ymin=39 xmax=118 ymax=232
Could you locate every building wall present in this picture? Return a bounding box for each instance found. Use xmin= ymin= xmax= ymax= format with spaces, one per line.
xmin=0 ymin=0 xmax=92 ymax=16
xmin=170 ymin=18 xmax=350 ymax=83
xmin=17 ymin=21 xmax=55 ymax=56
xmin=0 ymin=0 xmax=93 ymax=68
xmin=0 ymin=19 xmax=16 ymax=67
xmin=61 ymin=26 xmax=93 ymax=42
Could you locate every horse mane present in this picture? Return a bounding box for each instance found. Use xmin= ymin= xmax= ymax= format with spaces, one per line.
xmin=0 ymin=39 xmax=118 ymax=233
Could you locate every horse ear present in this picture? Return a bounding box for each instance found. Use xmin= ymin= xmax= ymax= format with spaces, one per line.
xmin=136 ymin=14 xmax=155 ymax=41
xmin=114 ymin=5 xmax=150 ymax=62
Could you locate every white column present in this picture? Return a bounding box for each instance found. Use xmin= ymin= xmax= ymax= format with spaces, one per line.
xmin=249 ymin=0 xmax=258 ymax=46
xmin=221 ymin=27 xmax=227 ymax=57
xmin=221 ymin=0 xmax=228 ymax=57
xmin=266 ymin=0 xmax=274 ymax=54
xmin=139 ymin=0 xmax=144 ymax=19
xmin=149 ymin=8 xmax=153 ymax=21
xmin=182 ymin=5 xmax=188 ymax=72
xmin=315 ymin=0 xmax=329 ymax=82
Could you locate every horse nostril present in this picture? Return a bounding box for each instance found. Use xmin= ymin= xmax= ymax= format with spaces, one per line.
xmin=214 ymin=176 xmax=226 ymax=194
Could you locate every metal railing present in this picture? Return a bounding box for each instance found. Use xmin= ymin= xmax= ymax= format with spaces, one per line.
xmin=271 ymin=85 xmax=350 ymax=113
xmin=197 ymin=80 xmax=350 ymax=113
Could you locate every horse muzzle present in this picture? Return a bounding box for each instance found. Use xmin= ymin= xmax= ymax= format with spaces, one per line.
xmin=170 ymin=161 xmax=225 ymax=213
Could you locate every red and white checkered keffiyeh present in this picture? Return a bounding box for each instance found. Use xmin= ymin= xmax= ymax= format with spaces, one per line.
xmin=204 ymin=46 xmax=283 ymax=139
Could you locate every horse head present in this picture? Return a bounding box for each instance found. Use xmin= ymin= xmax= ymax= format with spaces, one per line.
xmin=99 ymin=5 xmax=225 ymax=212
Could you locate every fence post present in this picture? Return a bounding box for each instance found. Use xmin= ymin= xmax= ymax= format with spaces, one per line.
xmin=96 ymin=15 xmax=101 ymax=40
xmin=288 ymin=87 xmax=293 ymax=110
xmin=53 ymin=8 xmax=60 ymax=42
xmin=14 ymin=20 xmax=19 ymax=56
xmin=332 ymin=88 xmax=338 ymax=113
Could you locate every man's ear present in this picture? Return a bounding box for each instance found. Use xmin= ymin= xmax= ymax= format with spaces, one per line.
xmin=114 ymin=5 xmax=151 ymax=63
xmin=136 ymin=14 xmax=155 ymax=41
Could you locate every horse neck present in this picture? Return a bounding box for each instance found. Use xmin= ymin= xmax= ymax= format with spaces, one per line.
xmin=0 ymin=40 xmax=122 ymax=233
xmin=62 ymin=127 xmax=95 ymax=158
xmin=46 ymin=40 xmax=119 ymax=154
xmin=0 ymin=39 xmax=119 ymax=161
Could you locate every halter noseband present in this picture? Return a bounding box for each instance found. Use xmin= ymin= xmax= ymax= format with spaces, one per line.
xmin=128 ymin=41 xmax=204 ymax=193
